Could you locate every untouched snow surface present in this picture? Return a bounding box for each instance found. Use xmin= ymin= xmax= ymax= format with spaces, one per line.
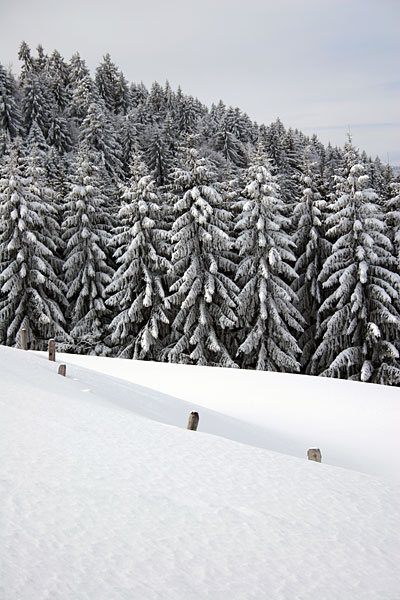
xmin=55 ymin=352 xmax=400 ymax=481
xmin=1 ymin=346 xmax=400 ymax=599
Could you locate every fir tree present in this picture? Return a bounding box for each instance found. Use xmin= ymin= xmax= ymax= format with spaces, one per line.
xmin=146 ymin=81 xmax=167 ymax=122
xmin=18 ymin=41 xmax=34 ymax=81
xmin=47 ymin=110 xmax=72 ymax=154
xmin=0 ymin=140 xmax=68 ymax=347
xmin=62 ymin=146 xmax=114 ymax=353
xmin=69 ymin=75 xmax=99 ymax=125
xmin=48 ymin=49 xmax=70 ymax=111
xmin=235 ymin=148 xmax=303 ymax=371
xmin=0 ymin=64 xmax=22 ymax=141
xmin=69 ymin=53 xmax=90 ymax=87
xmin=106 ymin=158 xmax=170 ymax=359
xmin=119 ymin=110 xmax=140 ymax=176
xmin=292 ymin=156 xmax=330 ymax=373
xmin=95 ymin=54 xmax=129 ymax=114
xmin=166 ymin=147 xmax=239 ymax=367
xmin=213 ymin=114 xmax=248 ymax=169
xmin=79 ymin=102 xmax=123 ymax=179
xmin=130 ymin=82 xmax=149 ymax=109
xmin=22 ymin=72 xmax=52 ymax=137
xmin=142 ymin=124 xmax=174 ymax=186
xmin=314 ymin=140 xmax=400 ymax=384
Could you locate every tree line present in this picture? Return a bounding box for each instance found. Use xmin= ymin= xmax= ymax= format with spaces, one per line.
xmin=1 ymin=42 xmax=400 ymax=385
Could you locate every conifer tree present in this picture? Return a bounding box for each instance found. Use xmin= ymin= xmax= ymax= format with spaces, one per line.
xmin=46 ymin=146 xmax=69 ymax=207
xmin=95 ymin=54 xmax=129 ymax=114
xmin=47 ymin=111 xmax=72 ymax=154
xmin=0 ymin=64 xmax=22 ymax=141
xmin=18 ymin=41 xmax=34 ymax=81
xmin=146 ymin=81 xmax=167 ymax=122
xmin=119 ymin=110 xmax=140 ymax=176
xmin=69 ymin=53 xmax=90 ymax=87
xmin=62 ymin=146 xmax=114 ymax=353
xmin=213 ymin=114 xmax=248 ymax=169
xmin=69 ymin=75 xmax=99 ymax=125
xmin=177 ymin=95 xmax=203 ymax=134
xmin=22 ymin=72 xmax=52 ymax=137
xmin=292 ymin=156 xmax=330 ymax=373
xmin=314 ymin=140 xmax=400 ymax=384
xmin=106 ymin=157 xmax=170 ymax=359
xmin=235 ymin=147 xmax=303 ymax=371
xmin=130 ymin=82 xmax=149 ymax=109
xmin=0 ymin=140 xmax=68 ymax=347
xmin=143 ymin=124 xmax=174 ymax=186
xmin=48 ymin=49 xmax=71 ymax=112
xmin=34 ymin=44 xmax=48 ymax=73
xmin=166 ymin=146 xmax=239 ymax=366
xmin=114 ymin=71 xmax=131 ymax=115
xmin=386 ymin=178 xmax=400 ymax=262
xmin=225 ymin=106 xmax=253 ymax=143
xmin=79 ymin=102 xmax=123 ymax=179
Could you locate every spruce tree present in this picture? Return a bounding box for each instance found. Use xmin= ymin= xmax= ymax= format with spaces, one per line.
xmin=106 ymin=157 xmax=170 ymax=359
xmin=119 ymin=110 xmax=140 ymax=176
xmin=48 ymin=49 xmax=71 ymax=112
xmin=62 ymin=146 xmax=114 ymax=353
xmin=292 ymin=156 xmax=330 ymax=373
xmin=79 ymin=102 xmax=123 ymax=179
xmin=0 ymin=140 xmax=68 ymax=347
xmin=235 ymin=147 xmax=303 ymax=371
xmin=22 ymin=72 xmax=52 ymax=137
xmin=69 ymin=75 xmax=99 ymax=125
xmin=0 ymin=64 xmax=22 ymax=141
xmin=143 ymin=124 xmax=174 ymax=186
xmin=18 ymin=41 xmax=34 ymax=81
xmin=314 ymin=140 xmax=400 ymax=384
xmin=166 ymin=146 xmax=238 ymax=367
xmin=95 ymin=54 xmax=122 ymax=114
xmin=213 ymin=115 xmax=248 ymax=169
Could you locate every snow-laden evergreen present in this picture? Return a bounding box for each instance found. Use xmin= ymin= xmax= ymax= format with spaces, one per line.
xmin=62 ymin=146 xmax=114 ymax=354
xmin=143 ymin=124 xmax=174 ymax=186
xmin=0 ymin=43 xmax=399 ymax=384
xmin=22 ymin=71 xmax=52 ymax=138
xmin=166 ymin=146 xmax=239 ymax=367
xmin=385 ymin=176 xmax=400 ymax=362
xmin=292 ymin=156 xmax=330 ymax=374
xmin=386 ymin=178 xmax=400 ymax=262
xmin=79 ymin=102 xmax=123 ymax=179
xmin=95 ymin=54 xmax=130 ymax=115
xmin=0 ymin=140 xmax=68 ymax=347
xmin=106 ymin=157 xmax=170 ymax=359
xmin=68 ymin=55 xmax=99 ymax=124
xmin=0 ymin=63 xmax=22 ymax=143
xmin=314 ymin=140 xmax=400 ymax=384
xmin=235 ymin=147 xmax=303 ymax=371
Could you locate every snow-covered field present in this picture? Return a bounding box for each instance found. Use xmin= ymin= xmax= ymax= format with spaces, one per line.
xmin=56 ymin=351 xmax=400 ymax=482
xmin=1 ymin=345 xmax=400 ymax=599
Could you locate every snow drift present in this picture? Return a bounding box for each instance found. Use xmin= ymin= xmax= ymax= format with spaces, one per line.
xmin=1 ymin=345 xmax=399 ymax=599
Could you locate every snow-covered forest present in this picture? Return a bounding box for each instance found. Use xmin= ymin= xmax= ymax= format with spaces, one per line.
xmin=1 ymin=42 xmax=400 ymax=385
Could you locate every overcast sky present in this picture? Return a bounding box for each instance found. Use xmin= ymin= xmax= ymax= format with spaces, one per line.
xmin=1 ymin=0 xmax=399 ymax=163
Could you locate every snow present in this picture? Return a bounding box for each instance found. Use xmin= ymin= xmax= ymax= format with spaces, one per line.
xmin=55 ymin=351 xmax=400 ymax=482
xmin=1 ymin=345 xmax=400 ymax=599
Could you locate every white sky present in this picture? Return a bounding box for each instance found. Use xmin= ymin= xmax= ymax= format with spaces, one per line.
xmin=0 ymin=0 xmax=399 ymax=163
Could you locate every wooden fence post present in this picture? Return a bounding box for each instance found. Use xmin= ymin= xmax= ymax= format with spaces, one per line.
xmin=58 ymin=364 xmax=66 ymax=377
xmin=187 ymin=411 xmax=199 ymax=431
xmin=307 ymin=448 xmax=322 ymax=463
xmin=48 ymin=338 xmax=56 ymax=362
xmin=20 ymin=328 xmax=27 ymax=350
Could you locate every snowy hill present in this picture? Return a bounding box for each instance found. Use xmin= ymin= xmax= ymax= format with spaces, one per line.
xmin=1 ymin=345 xmax=400 ymax=599
xmin=52 ymin=351 xmax=400 ymax=482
